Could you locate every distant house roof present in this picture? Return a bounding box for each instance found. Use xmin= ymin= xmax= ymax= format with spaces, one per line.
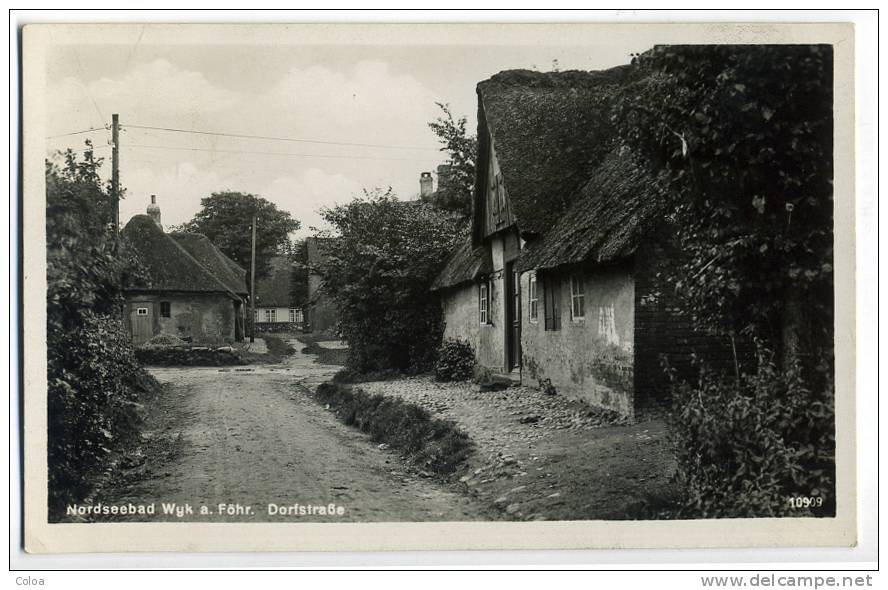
xmin=474 ymin=66 xmax=636 ymax=240
xmin=169 ymin=232 xmax=248 ymax=295
xmin=517 ymin=150 xmax=670 ymax=272
xmin=122 ymin=215 xmax=244 ymax=299
xmin=254 ymin=255 xmax=293 ymax=308
xmin=430 ymin=238 xmax=493 ymax=291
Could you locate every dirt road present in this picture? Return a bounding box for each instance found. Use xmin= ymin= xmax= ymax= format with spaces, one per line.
xmin=92 ymin=341 xmax=493 ymax=522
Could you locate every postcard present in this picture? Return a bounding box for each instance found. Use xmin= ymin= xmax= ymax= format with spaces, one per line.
xmin=21 ymin=21 xmax=856 ymax=553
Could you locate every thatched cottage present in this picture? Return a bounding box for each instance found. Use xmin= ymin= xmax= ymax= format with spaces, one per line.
xmin=432 ymin=68 xmax=726 ymax=418
xmin=253 ymin=255 xmax=302 ymax=331
xmin=122 ymin=197 xmax=248 ymax=345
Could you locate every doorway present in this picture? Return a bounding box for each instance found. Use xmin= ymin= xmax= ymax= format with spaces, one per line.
xmin=505 ymin=262 xmax=521 ymax=371
xmin=130 ymin=303 xmax=154 ymax=345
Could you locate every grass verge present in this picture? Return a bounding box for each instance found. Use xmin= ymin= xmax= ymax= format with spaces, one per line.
xmin=295 ymin=334 xmax=349 ymax=366
xmin=314 ymin=381 xmax=472 ymax=476
xmin=331 ymin=367 xmax=401 ymax=384
xmin=236 ymin=334 xmax=297 ymax=364
xmin=135 ymin=346 xmax=247 ymax=366
xmin=262 ymin=334 xmax=296 ymax=361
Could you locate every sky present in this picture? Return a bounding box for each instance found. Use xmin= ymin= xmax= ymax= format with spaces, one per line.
xmin=45 ymin=40 xmax=646 ymax=238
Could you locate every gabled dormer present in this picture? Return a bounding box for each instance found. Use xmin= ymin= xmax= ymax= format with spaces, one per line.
xmin=479 ymin=137 xmax=516 ymax=240
xmin=472 ymin=67 xmax=636 ymax=248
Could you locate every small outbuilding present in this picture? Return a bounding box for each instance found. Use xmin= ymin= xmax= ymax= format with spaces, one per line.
xmin=122 ymin=199 xmax=248 ymax=345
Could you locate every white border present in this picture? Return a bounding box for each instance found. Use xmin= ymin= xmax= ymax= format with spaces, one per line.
xmin=8 ymin=9 xmax=879 ymax=570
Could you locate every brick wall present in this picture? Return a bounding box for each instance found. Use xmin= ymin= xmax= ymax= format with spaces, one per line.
xmin=633 ymin=240 xmax=741 ymax=410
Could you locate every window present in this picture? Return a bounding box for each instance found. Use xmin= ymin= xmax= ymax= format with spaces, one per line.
xmin=528 ymin=274 xmax=539 ymax=322
xmin=289 ymin=308 xmax=296 ymax=323
xmin=160 ymin=302 xmax=171 ymax=318
xmin=479 ymin=282 xmax=490 ymax=325
xmin=570 ymin=274 xmax=585 ymax=320
xmin=543 ymin=276 xmax=562 ymax=331
xmin=265 ymin=309 xmax=276 ymax=323
xmin=136 ymin=307 xmax=149 ymax=316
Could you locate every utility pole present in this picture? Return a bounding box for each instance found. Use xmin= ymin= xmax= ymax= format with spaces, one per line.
xmin=111 ymin=114 xmax=120 ymax=247
xmin=249 ymin=214 xmax=257 ymax=343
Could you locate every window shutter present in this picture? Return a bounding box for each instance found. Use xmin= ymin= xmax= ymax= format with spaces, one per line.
xmin=544 ymin=278 xmax=553 ymax=330
xmin=552 ymin=279 xmax=562 ymax=330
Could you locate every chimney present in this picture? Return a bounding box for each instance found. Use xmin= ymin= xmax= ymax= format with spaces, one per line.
xmin=147 ymin=194 xmax=162 ymax=229
xmin=436 ymin=163 xmax=453 ymax=193
xmin=419 ymin=172 xmax=434 ymax=198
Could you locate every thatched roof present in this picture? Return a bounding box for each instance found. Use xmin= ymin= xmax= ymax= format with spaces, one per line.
xmin=474 ymin=66 xmax=636 ymax=239
xmin=170 ymin=232 xmax=248 ymax=295
xmin=254 ymin=255 xmax=293 ymax=307
xmin=122 ymin=215 xmax=242 ymax=299
xmin=430 ymin=238 xmax=493 ymax=291
xmin=517 ymin=150 xmax=670 ymax=272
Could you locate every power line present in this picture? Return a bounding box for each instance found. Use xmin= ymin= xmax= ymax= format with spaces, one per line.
xmin=46 ymin=127 xmax=108 ymax=139
xmin=47 ymin=143 xmax=111 ymax=155
xmin=72 ymin=49 xmax=106 ymax=127
xmin=122 ymin=143 xmax=436 ymax=163
xmin=123 ymin=124 xmax=441 ymax=152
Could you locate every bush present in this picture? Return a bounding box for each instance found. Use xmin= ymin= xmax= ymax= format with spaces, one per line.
xmin=314 ymin=382 xmax=473 ymax=474
xmin=668 ymin=353 xmax=835 ymax=519
xmin=316 ymin=190 xmax=466 ymax=374
xmin=254 ymin=322 xmax=302 ymax=334
xmin=48 ymin=312 xmax=159 ymax=519
xmin=46 ymin=146 xmax=160 ymax=519
xmin=134 ymin=346 xmax=247 ymax=366
xmin=434 ymin=339 xmax=475 ymax=382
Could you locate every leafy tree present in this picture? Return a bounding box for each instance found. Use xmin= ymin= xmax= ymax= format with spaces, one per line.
xmin=317 ymin=189 xmax=466 ymax=373
xmin=46 ymin=142 xmax=156 ymax=519
xmin=613 ymin=45 xmax=833 ymax=373
xmin=611 ymin=45 xmax=835 ymax=518
xmin=426 ymin=103 xmax=477 ymax=218
xmin=179 ymin=191 xmax=300 ymax=287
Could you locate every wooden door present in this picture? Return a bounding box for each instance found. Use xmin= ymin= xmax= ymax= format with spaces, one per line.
xmin=505 ymin=262 xmax=521 ymax=371
xmin=130 ymin=304 xmax=153 ymax=345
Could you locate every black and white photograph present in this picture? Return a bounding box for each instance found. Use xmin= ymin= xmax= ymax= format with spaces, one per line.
xmin=19 ymin=20 xmax=860 ymax=555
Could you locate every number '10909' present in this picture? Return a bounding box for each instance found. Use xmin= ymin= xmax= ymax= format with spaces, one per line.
xmin=787 ymin=496 xmax=823 ymax=509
